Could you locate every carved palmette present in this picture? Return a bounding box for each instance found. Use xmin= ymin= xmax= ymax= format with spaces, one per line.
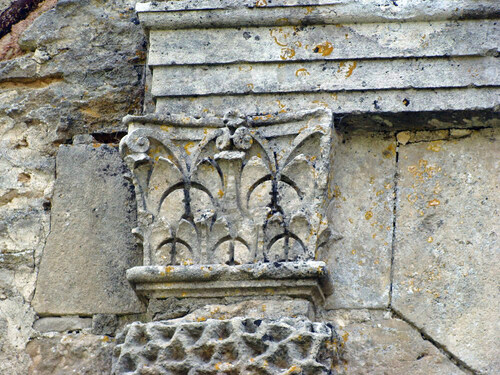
xmin=120 ymin=109 xmax=336 ymax=266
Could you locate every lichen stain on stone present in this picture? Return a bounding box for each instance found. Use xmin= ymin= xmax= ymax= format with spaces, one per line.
xmin=255 ymin=0 xmax=267 ymax=7
xmin=345 ymin=61 xmax=357 ymax=77
xmin=280 ymin=47 xmax=296 ymax=60
xmin=382 ymin=143 xmax=396 ymax=158
xmin=427 ymin=140 xmax=443 ymax=152
xmin=427 ymin=199 xmax=440 ymax=207
xmin=365 ymin=211 xmax=373 ymax=220
xmin=313 ymin=41 xmax=333 ymax=56
xmin=295 ymin=68 xmax=310 ymax=77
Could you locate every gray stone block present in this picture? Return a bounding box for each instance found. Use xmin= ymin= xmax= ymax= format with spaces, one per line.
xmin=92 ymin=314 xmax=118 ymax=336
xmin=33 ymin=143 xmax=145 ymax=315
xmin=33 ymin=317 xmax=92 ymax=333
xmin=393 ymin=128 xmax=499 ymax=374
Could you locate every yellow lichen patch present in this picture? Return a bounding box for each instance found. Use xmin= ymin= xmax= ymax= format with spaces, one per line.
xmin=238 ymin=65 xmax=253 ymax=72
xmin=305 ymin=6 xmax=313 ymax=14
xmin=314 ymin=41 xmax=333 ymax=56
xmin=280 ymin=47 xmax=296 ymax=60
xmin=351 ymin=249 xmax=356 ymax=255
xmin=218 ymin=189 xmax=224 ymax=198
xmin=276 ymin=100 xmax=287 ymax=113
xmin=312 ymin=100 xmax=328 ymax=108
xmin=270 ymin=27 xmax=289 ymax=47
xmin=427 ymin=236 xmax=434 ymax=243
xmin=428 ymin=199 xmax=440 ymax=207
xmin=365 ymin=211 xmax=373 ymax=220
xmin=342 ymin=331 xmax=349 ymax=342
xmin=382 ymin=143 xmax=396 ymax=159
xmin=295 ymin=68 xmax=310 ymax=77
xmin=184 ymin=142 xmax=195 ymax=155
xmin=255 ymin=0 xmax=267 ymax=7
xmin=345 ymin=61 xmax=357 ymax=77
xmin=427 ymin=140 xmax=443 ymax=152
xmin=246 ymin=83 xmax=254 ymax=90
xmin=284 ymin=365 xmax=302 ymax=374
xmin=165 ymin=266 xmax=175 ymax=273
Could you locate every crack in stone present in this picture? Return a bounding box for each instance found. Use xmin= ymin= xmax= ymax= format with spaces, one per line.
xmin=390 ymin=307 xmax=478 ymax=375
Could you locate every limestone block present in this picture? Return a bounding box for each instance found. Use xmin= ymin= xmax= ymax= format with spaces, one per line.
xmin=136 ymin=0 xmax=499 ymax=29
xmin=393 ymin=128 xmax=499 ymax=374
xmin=324 ymin=310 xmax=467 ymax=375
xmin=324 ymin=132 xmax=395 ymax=308
xmin=149 ymin=20 xmax=498 ymax=65
xmin=113 ymin=317 xmax=341 ymax=374
xmin=33 ymin=143 xmax=144 ymax=315
xmin=27 ymin=333 xmax=114 ymax=375
xmin=33 ymin=316 xmax=92 ymax=333
xmin=178 ymin=299 xmax=315 ymax=322
xmin=151 ymin=56 xmax=497 ymax=97
xmin=156 ymin=89 xmax=500 ymax=130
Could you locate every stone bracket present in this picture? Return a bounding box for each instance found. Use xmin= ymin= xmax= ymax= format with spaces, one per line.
xmin=127 ymin=261 xmax=333 ymax=305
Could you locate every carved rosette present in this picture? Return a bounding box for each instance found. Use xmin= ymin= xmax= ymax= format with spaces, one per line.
xmin=120 ymin=109 xmax=336 ymax=268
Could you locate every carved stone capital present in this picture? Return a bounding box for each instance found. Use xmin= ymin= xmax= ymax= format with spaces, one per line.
xmin=121 ymin=109 xmax=337 ymax=303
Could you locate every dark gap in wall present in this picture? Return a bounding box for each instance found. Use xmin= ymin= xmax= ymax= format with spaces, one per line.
xmin=0 ymin=0 xmax=43 ymax=39
xmin=388 ymin=134 xmax=399 ymax=307
xmin=91 ymin=131 xmax=127 ymax=144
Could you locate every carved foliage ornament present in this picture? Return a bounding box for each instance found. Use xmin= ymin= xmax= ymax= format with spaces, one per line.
xmin=120 ymin=109 xmax=336 ymax=267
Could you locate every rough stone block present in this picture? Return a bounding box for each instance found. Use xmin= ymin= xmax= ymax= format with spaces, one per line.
xmin=92 ymin=314 xmax=118 ymax=336
xmin=113 ymin=317 xmax=340 ymax=374
xmin=393 ymin=128 xmax=499 ymax=374
xmin=324 ymin=132 xmax=395 ymax=308
xmin=27 ymin=333 xmax=114 ymax=375
xmin=33 ymin=317 xmax=92 ymax=333
xmin=33 ymin=143 xmax=144 ymax=315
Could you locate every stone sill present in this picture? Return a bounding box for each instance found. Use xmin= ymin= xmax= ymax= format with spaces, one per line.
xmin=127 ymin=261 xmax=333 ymax=305
xmin=136 ymin=0 xmax=499 ymax=29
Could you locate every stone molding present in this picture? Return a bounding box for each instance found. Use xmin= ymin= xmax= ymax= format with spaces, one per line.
xmin=127 ymin=261 xmax=333 ymax=304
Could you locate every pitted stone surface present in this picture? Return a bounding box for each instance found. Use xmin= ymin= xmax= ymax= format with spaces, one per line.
xmin=113 ymin=317 xmax=340 ymax=374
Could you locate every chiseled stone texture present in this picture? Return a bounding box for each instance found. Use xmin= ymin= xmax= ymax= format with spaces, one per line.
xmin=323 ymin=309 xmax=466 ymax=375
xmin=393 ymin=128 xmax=499 ymax=374
xmin=323 ymin=131 xmax=395 ymax=309
xmin=33 ymin=316 xmax=92 ymax=333
xmin=27 ymin=333 xmax=115 ymax=375
xmin=33 ymin=143 xmax=144 ymax=315
xmin=113 ymin=317 xmax=341 ymax=375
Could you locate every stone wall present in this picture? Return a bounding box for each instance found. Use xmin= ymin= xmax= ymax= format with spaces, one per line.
xmin=0 ymin=1 xmax=498 ymax=374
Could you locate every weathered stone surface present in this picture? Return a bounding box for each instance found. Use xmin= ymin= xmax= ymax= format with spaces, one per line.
xmin=92 ymin=314 xmax=119 ymax=336
xmin=128 ymin=261 xmax=331 ymax=305
xmin=27 ymin=333 xmax=115 ymax=375
xmin=152 ymin=57 xmax=497 ymax=97
xmin=393 ymin=128 xmax=499 ymax=374
xmin=121 ymin=110 xmax=336 ymax=268
xmin=33 ymin=316 xmax=92 ymax=333
xmin=137 ymin=0 xmax=500 ymax=29
xmin=33 ymin=143 xmax=144 ymax=315
xmin=156 ymin=89 xmax=500 ymax=131
xmin=149 ymin=20 xmax=498 ymax=65
xmin=323 ymin=309 xmax=467 ymax=375
xmin=179 ymin=299 xmax=315 ymax=322
xmin=113 ymin=317 xmax=341 ymax=374
xmin=323 ymin=131 xmax=395 ymax=309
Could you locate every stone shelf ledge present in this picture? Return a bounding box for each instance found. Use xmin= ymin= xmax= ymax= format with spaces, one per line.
xmin=136 ymin=0 xmax=499 ymax=29
xmin=127 ymin=261 xmax=333 ymax=305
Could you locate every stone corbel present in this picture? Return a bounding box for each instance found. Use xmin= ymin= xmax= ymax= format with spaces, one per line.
xmin=120 ymin=109 xmax=337 ymax=305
